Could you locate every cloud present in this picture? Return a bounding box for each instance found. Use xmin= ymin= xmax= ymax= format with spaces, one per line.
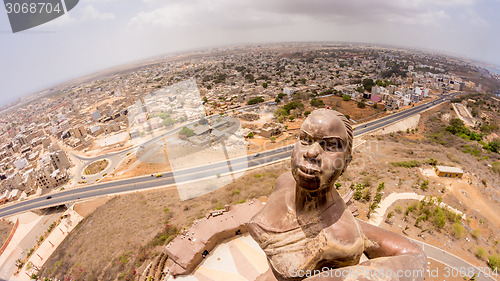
xmin=129 ymin=0 xmax=463 ymax=30
xmin=81 ymin=5 xmax=115 ymax=21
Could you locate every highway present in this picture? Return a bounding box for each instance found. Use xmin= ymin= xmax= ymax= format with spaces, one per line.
xmin=0 ymin=94 xmax=454 ymax=218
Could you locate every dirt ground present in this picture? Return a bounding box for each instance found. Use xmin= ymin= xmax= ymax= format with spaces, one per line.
xmin=73 ymin=197 xmax=111 ymax=217
xmin=39 ymin=163 xmax=288 ymax=281
xmin=0 ymin=219 xmax=13 ymax=247
xmin=319 ymin=95 xmax=387 ymax=122
xmin=84 ymin=159 xmax=109 ymax=175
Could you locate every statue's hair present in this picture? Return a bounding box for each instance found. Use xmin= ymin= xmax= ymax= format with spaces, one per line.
xmin=309 ymin=109 xmax=353 ymax=171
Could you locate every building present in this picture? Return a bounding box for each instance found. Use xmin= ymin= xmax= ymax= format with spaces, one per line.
xmin=14 ymin=157 xmax=29 ymax=170
xmin=435 ymin=166 xmax=464 ymax=178
xmin=259 ymin=123 xmax=283 ymax=138
xmin=49 ymin=151 xmax=71 ymax=171
xmin=33 ymin=164 xmax=67 ymax=189
xmin=1 ymin=172 xmax=22 ymax=191
xmin=71 ymin=125 xmax=87 ymax=138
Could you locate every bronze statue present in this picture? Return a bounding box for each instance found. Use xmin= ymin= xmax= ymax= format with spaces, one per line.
xmin=248 ymin=109 xmax=426 ymax=281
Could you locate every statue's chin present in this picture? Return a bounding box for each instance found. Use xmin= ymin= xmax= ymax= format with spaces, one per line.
xmin=293 ymin=170 xmax=321 ymax=191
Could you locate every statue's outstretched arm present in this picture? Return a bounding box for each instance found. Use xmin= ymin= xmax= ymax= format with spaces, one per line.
xmin=304 ymin=220 xmax=426 ymax=281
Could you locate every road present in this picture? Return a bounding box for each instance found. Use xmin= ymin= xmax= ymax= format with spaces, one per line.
xmin=0 ymin=94 xmax=455 ymax=219
xmin=413 ymin=240 xmax=497 ymax=281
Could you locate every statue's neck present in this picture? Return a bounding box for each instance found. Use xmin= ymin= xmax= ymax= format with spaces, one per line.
xmin=295 ymin=184 xmax=343 ymax=214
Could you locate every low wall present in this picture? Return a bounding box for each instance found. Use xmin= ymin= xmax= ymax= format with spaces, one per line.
xmin=0 ymin=218 xmax=19 ymax=256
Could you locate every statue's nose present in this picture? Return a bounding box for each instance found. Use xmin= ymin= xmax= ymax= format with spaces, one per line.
xmin=305 ymin=142 xmax=321 ymax=159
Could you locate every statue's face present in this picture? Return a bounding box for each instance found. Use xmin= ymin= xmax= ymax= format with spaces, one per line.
xmin=291 ymin=111 xmax=349 ymax=191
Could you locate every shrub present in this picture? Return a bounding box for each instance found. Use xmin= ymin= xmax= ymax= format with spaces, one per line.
xmin=377 ymin=182 xmax=385 ymax=192
xmin=471 ymin=229 xmax=481 ymax=239
xmin=432 ymin=207 xmax=446 ymax=228
xmin=452 ymin=222 xmax=464 ymax=238
xmin=476 ymin=247 xmax=486 ymax=259
xmin=387 ymin=211 xmax=394 ymax=219
xmin=492 ymin=161 xmax=500 ymax=175
xmin=420 ymin=180 xmax=429 ymax=191
xmin=342 ymin=94 xmax=351 ymax=101
xmin=488 ymin=255 xmax=500 ymax=271
xmin=362 ymin=190 xmax=371 ymax=202
xmin=394 ymin=205 xmax=403 ymax=214
xmin=390 ymin=160 xmax=420 ymax=168
xmin=426 ymin=158 xmax=438 ymax=166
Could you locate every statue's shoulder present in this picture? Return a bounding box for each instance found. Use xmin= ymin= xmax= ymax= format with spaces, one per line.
xmin=248 ymin=172 xmax=296 ymax=233
xmin=273 ymin=172 xmax=295 ymax=192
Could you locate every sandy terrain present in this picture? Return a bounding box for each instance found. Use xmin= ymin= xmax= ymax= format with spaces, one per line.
xmin=0 ymin=219 xmax=13 ymax=247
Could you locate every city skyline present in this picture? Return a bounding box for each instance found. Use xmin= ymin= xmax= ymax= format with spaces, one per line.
xmin=1 ymin=0 xmax=500 ymax=106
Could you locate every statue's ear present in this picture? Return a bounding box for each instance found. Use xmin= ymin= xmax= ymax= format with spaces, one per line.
xmin=340 ymin=155 xmax=352 ymax=175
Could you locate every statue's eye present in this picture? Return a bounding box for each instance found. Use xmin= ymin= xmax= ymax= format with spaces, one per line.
xmin=324 ymin=140 xmax=343 ymax=152
xmin=300 ymin=135 xmax=313 ymax=145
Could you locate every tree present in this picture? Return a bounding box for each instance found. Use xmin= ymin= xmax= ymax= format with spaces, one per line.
xmin=245 ymin=73 xmax=255 ymax=83
xmin=247 ymin=96 xmax=264 ymax=105
xmin=247 ymin=132 xmax=254 ymax=138
xmin=342 ymin=94 xmax=351 ymax=101
xmin=362 ymin=78 xmax=375 ymax=92
xmin=310 ymin=99 xmax=325 ymax=108
xmin=304 ymin=111 xmax=311 ymax=117
xmin=486 ymin=140 xmax=500 ymax=153
xmin=162 ymin=117 xmax=175 ymax=128
xmin=179 ymin=126 xmax=194 ymax=138
xmin=262 ymin=82 xmax=268 ymax=88
xmin=357 ymin=100 xmax=366 ymax=108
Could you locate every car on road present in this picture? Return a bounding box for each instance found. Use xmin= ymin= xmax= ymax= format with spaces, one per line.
xmin=46 ymin=196 xmax=52 ymax=200
xmin=103 ymin=173 xmax=107 ymax=177
xmin=254 ymin=153 xmax=261 ymax=158
xmin=81 ymin=176 xmax=85 ymax=179
xmin=156 ymin=173 xmax=163 ymax=178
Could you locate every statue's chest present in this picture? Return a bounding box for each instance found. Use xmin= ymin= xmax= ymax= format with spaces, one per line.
xmin=259 ymin=221 xmax=365 ymax=278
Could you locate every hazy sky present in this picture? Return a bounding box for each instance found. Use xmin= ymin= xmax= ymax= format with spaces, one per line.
xmin=1 ymin=0 xmax=499 ymax=106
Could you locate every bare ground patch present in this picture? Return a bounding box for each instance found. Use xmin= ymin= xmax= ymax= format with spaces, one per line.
xmin=0 ymin=219 xmax=14 ymax=247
